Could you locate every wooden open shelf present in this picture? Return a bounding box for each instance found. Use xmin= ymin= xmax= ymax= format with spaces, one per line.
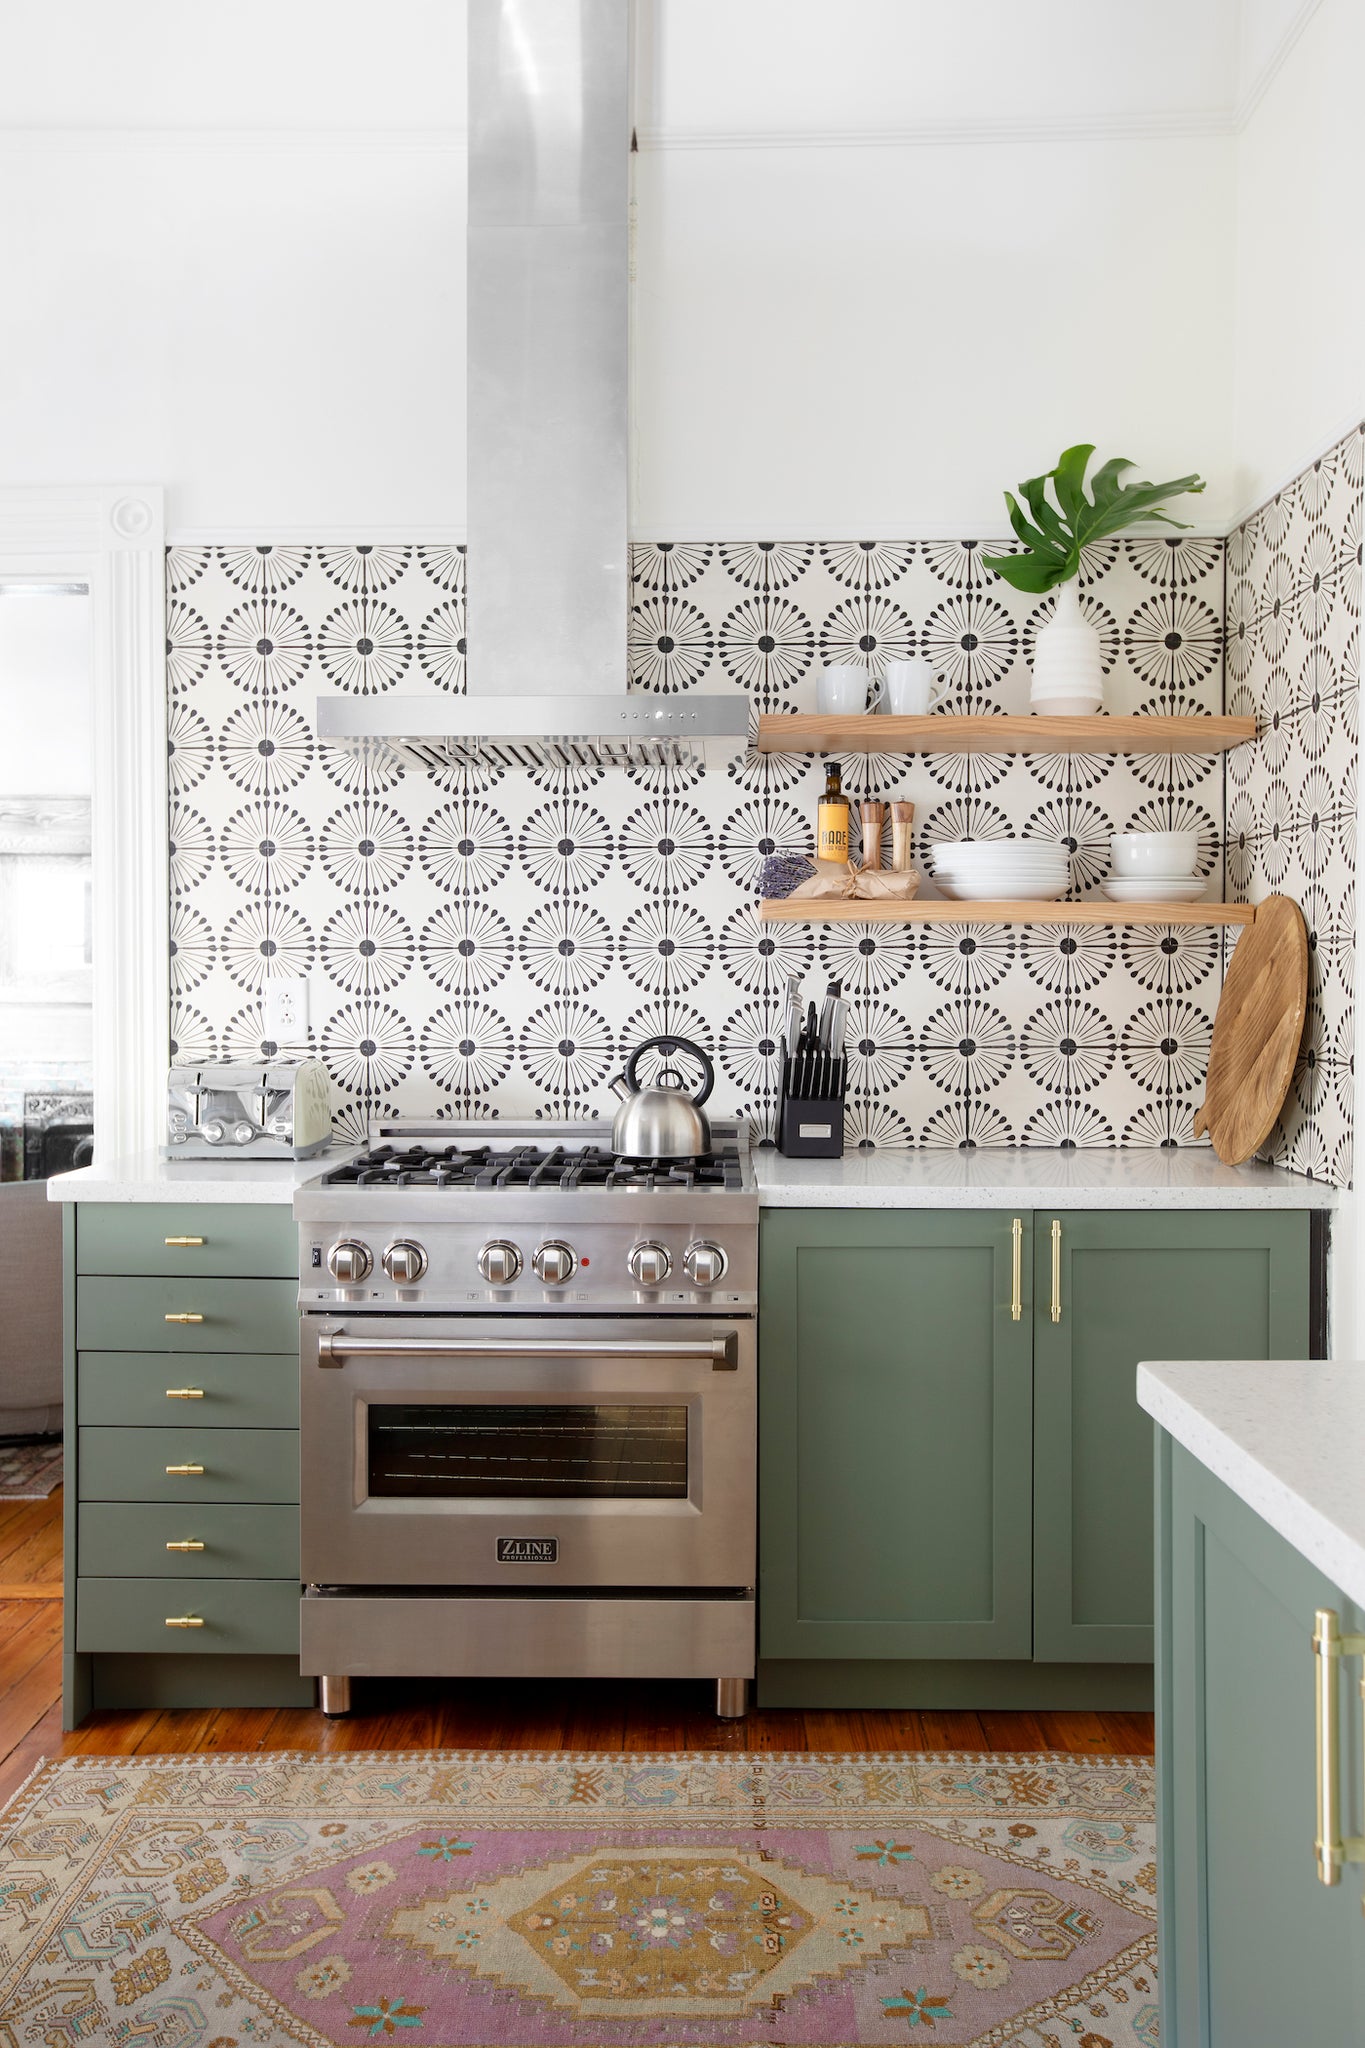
xmin=755 ymin=712 xmax=1256 ymax=756
xmin=758 ymin=898 xmax=1256 ymax=927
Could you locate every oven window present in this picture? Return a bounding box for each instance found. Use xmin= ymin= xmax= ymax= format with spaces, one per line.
xmin=367 ymin=1403 xmax=688 ymax=1499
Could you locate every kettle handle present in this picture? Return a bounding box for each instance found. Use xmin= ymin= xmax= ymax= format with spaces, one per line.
xmin=622 ymin=1035 xmax=714 ymax=1108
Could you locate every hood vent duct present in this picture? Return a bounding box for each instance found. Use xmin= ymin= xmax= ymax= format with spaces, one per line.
xmin=318 ymin=0 xmax=749 ymax=771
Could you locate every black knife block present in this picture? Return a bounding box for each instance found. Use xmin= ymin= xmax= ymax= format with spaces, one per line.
xmin=776 ymin=1036 xmax=846 ymax=1158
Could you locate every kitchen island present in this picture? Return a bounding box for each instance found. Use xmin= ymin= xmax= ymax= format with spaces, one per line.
xmin=1139 ymin=1358 xmax=1365 ymax=2043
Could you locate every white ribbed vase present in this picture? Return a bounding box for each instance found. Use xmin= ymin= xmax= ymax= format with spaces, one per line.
xmin=1029 ymin=578 xmax=1104 ymax=714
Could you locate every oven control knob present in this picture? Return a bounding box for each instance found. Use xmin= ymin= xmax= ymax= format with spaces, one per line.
xmin=629 ymin=1242 xmax=672 ymax=1288
xmin=382 ymin=1239 xmax=428 ymax=1286
xmin=479 ymin=1240 xmax=522 ymax=1286
xmin=685 ymin=1242 xmax=728 ymax=1289
xmin=327 ymin=1239 xmax=373 ymax=1284
xmin=533 ymin=1240 xmax=577 ymax=1286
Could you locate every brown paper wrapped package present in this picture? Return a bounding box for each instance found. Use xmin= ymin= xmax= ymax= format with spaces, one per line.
xmin=788 ymin=861 xmax=921 ymax=901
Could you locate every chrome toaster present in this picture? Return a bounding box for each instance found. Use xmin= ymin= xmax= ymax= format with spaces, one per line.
xmin=166 ymin=1060 xmax=333 ymax=1159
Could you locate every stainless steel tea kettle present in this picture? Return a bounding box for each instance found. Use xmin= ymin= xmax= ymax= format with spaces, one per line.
xmin=609 ymin=1035 xmax=714 ymax=1159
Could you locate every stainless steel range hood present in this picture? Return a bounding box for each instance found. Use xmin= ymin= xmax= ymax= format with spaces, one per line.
xmin=318 ymin=0 xmax=748 ymax=772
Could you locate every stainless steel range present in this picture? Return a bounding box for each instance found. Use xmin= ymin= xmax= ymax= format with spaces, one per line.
xmin=294 ymin=1120 xmax=758 ymax=1719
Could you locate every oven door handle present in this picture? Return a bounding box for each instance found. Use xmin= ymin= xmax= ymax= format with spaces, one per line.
xmin=315 ymin=1331 xmax=740 ymax=1371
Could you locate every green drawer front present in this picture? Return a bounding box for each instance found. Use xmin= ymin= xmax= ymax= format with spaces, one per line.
xmin=78 ymin=1426 xmax=299 ymax=1503
xmin=76 ymin=1576 xmax=299 ymax=1655
xmin=77 ymin=1203 xmax=296 ymax=1278
xmin=78 ymin=1504 xmax=300 ymax=1580
xmin=78 ymin=1352 xmax=299 ymax=1429
xmin=77 ymin=1276 xmax=298 ymax=1354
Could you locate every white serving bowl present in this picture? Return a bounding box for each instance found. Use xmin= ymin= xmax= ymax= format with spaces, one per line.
xmin=1109 ymin=830 xmax=1199 ymax=879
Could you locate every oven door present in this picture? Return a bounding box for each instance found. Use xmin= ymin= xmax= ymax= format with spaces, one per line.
xmin=300 ymin=1314 xmax=755 ymax=1590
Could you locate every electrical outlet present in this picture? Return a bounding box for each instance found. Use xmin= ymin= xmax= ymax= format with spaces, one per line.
xmin=264 ymin=976 xmax=310 ymax=1047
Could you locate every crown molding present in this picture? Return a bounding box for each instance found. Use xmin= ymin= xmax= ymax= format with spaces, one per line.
xmin=0 ymin=126 xmax=462 ymax=155
xmin=1234 ymin=0 xmax=1323 ymax=128
xmin=635 ymin=108 xmax=1236 ymax=152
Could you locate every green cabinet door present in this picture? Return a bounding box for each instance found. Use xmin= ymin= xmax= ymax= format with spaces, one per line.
xmin=1033 ymin=1211 xmax=1310 ymax=1663
xmin=760 ymin=1209 xmax=1033 ymax=1661
xmin=1159 ymin=1436 xmax=1365 ymax=2044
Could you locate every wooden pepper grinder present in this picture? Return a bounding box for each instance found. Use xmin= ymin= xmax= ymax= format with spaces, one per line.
xmin=890 ymin=800 xmax=915 ymax=871
xmin=859 ymin=800 xmax=886 ymax=871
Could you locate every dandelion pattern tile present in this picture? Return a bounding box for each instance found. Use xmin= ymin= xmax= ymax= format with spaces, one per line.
xmin=1226 ymin=425 xmax=1362 ymax=1186
xmin=167 ymin=537 xmax=1237 ymax=1147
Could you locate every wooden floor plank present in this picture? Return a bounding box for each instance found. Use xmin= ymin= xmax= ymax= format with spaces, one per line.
xmin=0 ymin=1483 xmax=1157 ymax=1763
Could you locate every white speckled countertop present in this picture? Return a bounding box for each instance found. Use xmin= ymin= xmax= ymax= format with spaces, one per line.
xmin=47 ymin=1149 xmax=341 ymax=1203
xmin=48 ymin=1144 xmax=1335 ymax=1209
xmin=1138 ymin=1358 xmax=1365 ymax=1607
xmin=751 ymin=1148 xmax=1335 ymax=1209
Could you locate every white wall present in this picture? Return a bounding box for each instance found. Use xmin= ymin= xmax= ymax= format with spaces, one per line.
xmin=1230 ymin=0 xmax=1365 ymax=516
xmin=0 ymin=0 xmax=1245 ymax=537
xmin=631 ymin=135 xmax=1235 ymax=537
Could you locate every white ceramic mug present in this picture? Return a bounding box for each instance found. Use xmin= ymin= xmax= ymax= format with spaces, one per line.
xmin=817 ymin=663 xmax=869 ymax=715
xmin=882 ymin=657 xmax=949 ymax=716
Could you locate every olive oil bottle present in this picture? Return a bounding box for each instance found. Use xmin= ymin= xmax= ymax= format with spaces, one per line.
xmin=816 ymin=763 xmax=850 ymax=863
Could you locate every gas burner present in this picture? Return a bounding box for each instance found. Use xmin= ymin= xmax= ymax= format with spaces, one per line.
xmin=321 ymin=1140 xmax=745 ymax=1194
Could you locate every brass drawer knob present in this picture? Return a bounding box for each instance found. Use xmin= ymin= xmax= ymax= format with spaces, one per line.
xmin=165 ymin=1388 xmax=204 ymax=1400
xmin=164 ymin=1615 xmax=204 ymax=1629
xmin=164 ymin=1236 xmax=205 ymax=1248
xmin=164 ymin=1312 xmax=204 ymax=1325
xmin=164 ymin=1463 xmax=204 ymax=1476
xmin=165 ymin=1539 xmax=205 ymax=1552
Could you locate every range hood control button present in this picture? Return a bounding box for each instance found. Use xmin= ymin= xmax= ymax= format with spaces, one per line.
xmin=685 ymin=1242 xmax=728 ymax=1289
xmin=382 ymin=1240 xmax=428 ymax=1285
xmin=327 ymin=1240 xmax=373 ymax=1284
xmin=479 ymin=1240 xmax=522 ymax=1286
xmin=533 ymin=1241 xmax=577 ymax=1286
xmin=628 ymin=1242 xmax=671 ymax=1288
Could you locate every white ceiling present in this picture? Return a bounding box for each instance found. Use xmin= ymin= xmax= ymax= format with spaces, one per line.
xmin=0 ymin=0 xmax=1316 ymax=137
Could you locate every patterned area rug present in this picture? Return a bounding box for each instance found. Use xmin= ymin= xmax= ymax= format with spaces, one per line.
xmin=0 ymin=1435 xmax=62 ymax=1499
xmin=0 ymin=1750 xmax=1157 ymax=2046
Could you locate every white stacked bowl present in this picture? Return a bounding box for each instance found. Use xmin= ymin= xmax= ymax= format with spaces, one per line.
xmin=931 ymin=839 xmax=1070 ymax=902
xmin=1103 ymin=831 xmax=1203 ymax=904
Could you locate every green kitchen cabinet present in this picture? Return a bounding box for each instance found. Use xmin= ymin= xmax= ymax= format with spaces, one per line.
xmin=1158 ymin=1436 xmax=1365 ymax=2043
xmin=760 ymin=1209 xmax=1034 ymax=1662
xmin=1033 ymin=1211 xmax=1311 ymax=1663
xmin=760 ymin=1206 xmax=1315 ymax=1700
xmin=62 ymin=1202 xmax=310 ymax=1727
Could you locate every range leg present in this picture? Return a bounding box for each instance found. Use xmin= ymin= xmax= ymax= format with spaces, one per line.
xmin=320 ymin=1676 xmax=352 ymax=1717
xmin=715 ymin=1677 xmax=748 ymax=1720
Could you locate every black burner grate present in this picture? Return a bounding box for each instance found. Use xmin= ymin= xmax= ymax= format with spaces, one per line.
xmin=320 ymin=1142 xmax=744 ymax=1193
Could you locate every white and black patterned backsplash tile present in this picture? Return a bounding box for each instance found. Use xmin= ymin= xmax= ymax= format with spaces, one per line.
xmin=166 ymin=536 xmax=1232 ymax=1149
xmin=1226 ymin=424 xmax=1361 ymax=1186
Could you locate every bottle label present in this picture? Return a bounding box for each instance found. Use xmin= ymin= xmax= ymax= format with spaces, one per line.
xmin=818 ymin=805 xmax=849 ymax=861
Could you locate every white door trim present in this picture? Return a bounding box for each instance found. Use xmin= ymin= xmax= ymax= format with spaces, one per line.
xmin=0 ymin=487 xmax=167 ymax=1162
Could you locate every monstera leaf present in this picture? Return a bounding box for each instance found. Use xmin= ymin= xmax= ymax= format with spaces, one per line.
xmin=981 ymin=445 xmax=1205 ymax=594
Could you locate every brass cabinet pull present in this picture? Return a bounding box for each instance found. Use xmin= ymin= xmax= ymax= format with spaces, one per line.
xmin=1312 ymin=1608 xmax=1365 ymax=1887
xmin=164 ymin=1312 xmax=204 ymax=1325
xmin=165 ymin=1539 xmax=205 ymax=1552
xmin=1050 ymin=1219 xmax=1062 ymax=1324
xmin=164 ymin=1463 xmax=204 ymax=1476
xmin=165 ymin=1388 xmax=204 ymax=1400
xmin=164 ymin=1235 xmax=205 ymax=1247
xmin=1010 ymin=1218 xmax=1023 ymax=1322
xmin=164 ymin=1615 xmax=204 ymax=1629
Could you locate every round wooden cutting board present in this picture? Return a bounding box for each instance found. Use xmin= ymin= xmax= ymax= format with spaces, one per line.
xmin=1192 ymin=894 xmax=1308 ymax=1165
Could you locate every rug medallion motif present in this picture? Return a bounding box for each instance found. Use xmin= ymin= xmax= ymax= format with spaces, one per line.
xmin=0 ymin=1751 xmax=1157 ymax=2046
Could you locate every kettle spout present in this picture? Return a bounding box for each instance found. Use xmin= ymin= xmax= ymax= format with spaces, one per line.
xmin=607 ymin=1072 xmax=631 ymax=1103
